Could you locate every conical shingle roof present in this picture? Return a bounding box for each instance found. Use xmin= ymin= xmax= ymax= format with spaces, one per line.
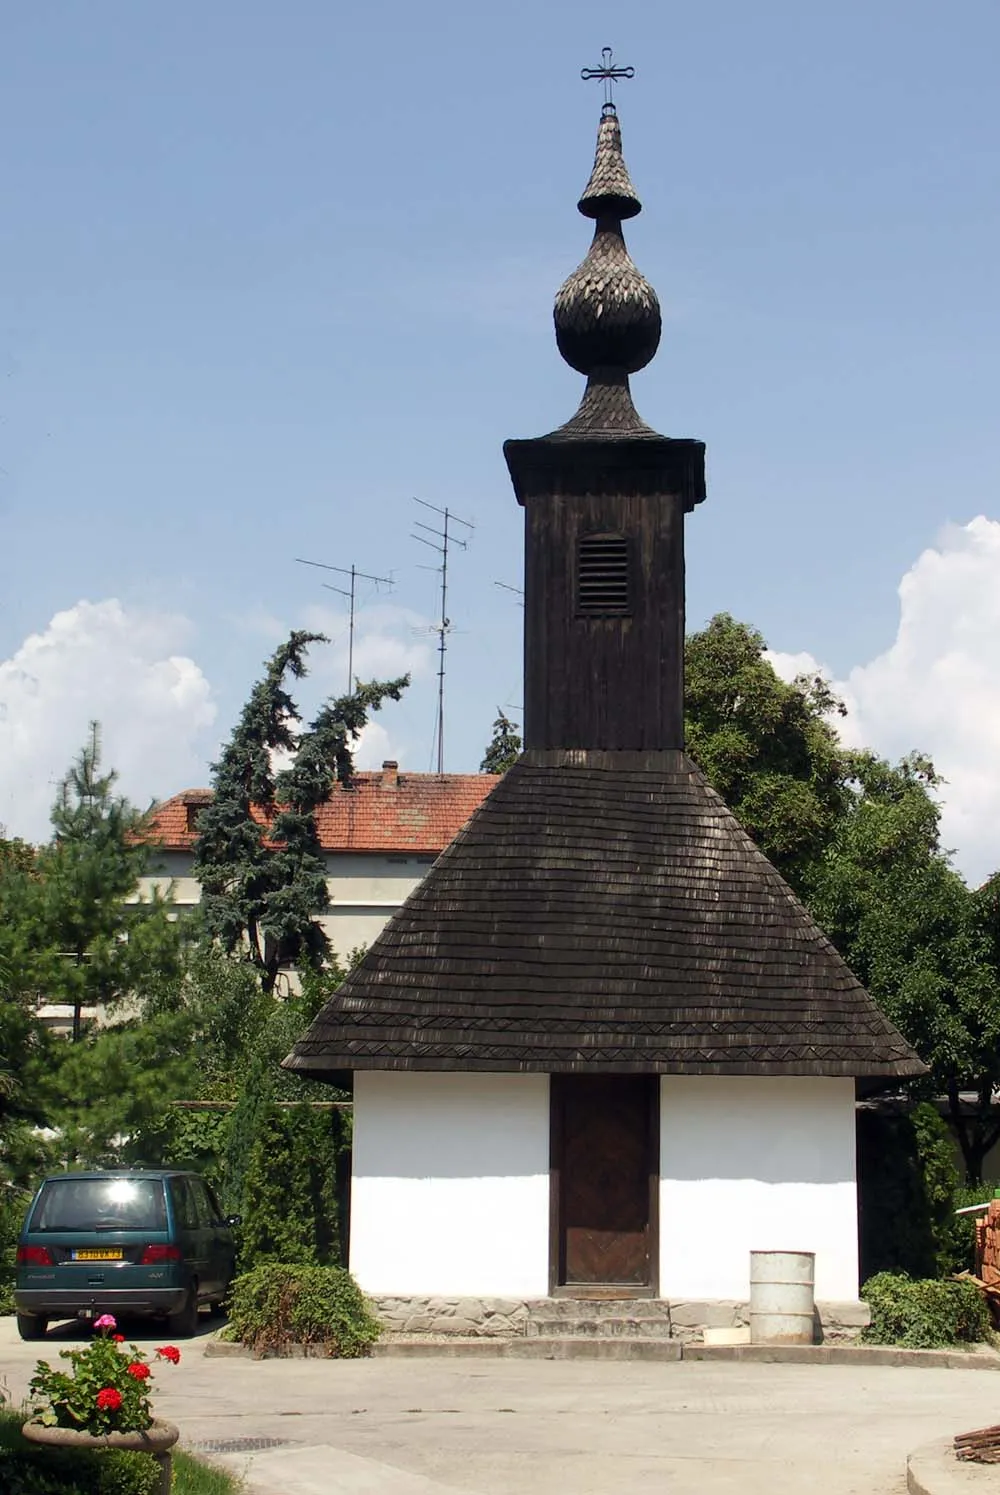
xmin=286 ymin=750 xmax=924 ymax=1081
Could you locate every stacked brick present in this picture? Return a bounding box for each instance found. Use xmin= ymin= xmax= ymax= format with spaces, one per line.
xmin=974 ymin=1200 xmax=1000 ymax=1289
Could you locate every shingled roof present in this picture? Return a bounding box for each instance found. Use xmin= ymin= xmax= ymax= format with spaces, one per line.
xmin=143 ymin=765 xmax=497 ymax=856
xmin=285 ymin=750 xmax=925 ymax=1080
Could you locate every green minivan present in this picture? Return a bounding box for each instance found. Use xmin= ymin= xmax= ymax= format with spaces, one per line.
xmin=14 ymin=1170 xmax=239 ymax=1341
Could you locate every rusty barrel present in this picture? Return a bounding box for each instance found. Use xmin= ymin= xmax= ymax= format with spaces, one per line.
xmin=749 ymin=1250 xmax=816 ymax=1344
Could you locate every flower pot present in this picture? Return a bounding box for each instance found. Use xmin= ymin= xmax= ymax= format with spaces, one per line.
xmin=22 ymin=1418 xmax=179 ymax=1495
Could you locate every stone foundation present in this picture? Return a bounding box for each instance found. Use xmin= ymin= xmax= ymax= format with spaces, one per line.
xmin=370 ymin=1296 xmax=870 ymax=1343
xmin=372 ymin=1297 xmax=531 ymax=1337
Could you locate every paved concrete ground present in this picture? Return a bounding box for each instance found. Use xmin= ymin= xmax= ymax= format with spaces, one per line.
xmin=2 ymin=1317 xmax=998 ymax=1494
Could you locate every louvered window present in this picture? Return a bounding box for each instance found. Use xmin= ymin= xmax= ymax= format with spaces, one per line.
xmin=577 ymin=533 xmax=631 ymax=616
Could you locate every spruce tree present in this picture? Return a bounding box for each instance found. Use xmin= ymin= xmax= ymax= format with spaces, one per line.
xmin=480 ymin=711 xmax=521 ymax=774
xmin=194 ymin=633 xmax=407 ymax=991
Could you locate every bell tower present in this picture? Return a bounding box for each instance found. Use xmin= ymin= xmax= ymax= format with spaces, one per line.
xmin=504 ymin=101 xmax=705 ymax=752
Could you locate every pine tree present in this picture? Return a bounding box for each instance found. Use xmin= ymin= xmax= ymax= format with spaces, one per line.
xmin=36 ymin=724 xmax=181 ymax=1040
xmin=194 ymin=633 xmax=407 ymax=992
xmin=480 ymin=711 xmax=522 ymax=774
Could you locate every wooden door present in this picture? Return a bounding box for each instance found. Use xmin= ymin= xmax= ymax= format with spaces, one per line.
xmin=551 ymin=1074 xmax=658 ymax=1290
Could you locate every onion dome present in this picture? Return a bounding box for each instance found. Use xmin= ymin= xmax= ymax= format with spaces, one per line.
xmin=554 ymin=108 xmax=661 ymax=382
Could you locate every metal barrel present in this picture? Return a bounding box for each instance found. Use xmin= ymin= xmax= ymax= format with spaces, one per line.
xmin=749 ymin=1250 xmax=816 ymax=1345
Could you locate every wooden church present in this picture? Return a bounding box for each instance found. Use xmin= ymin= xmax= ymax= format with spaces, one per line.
xmin=286 ymin=93 xmax=923 ymax=1326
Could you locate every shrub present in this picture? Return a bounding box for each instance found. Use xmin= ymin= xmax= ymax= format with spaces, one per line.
xmin=861 ymin=1271 xmax=991 ymax=1348
xmin=0 ymin=1412 xmax=239 ymax=1495
xmin=0 ymin=1411 xmax=159 ymax=1495
xmin=226 ymin=1261 xmax=381 ymax=1357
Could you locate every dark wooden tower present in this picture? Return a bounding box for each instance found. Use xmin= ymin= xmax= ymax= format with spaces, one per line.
xmin=505 ymin=105 xmax=704 ymax=753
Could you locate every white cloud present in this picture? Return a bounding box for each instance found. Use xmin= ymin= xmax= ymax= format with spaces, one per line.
xmin=768 ymin=516 xmax=1000 ymax=885
xmin=352 ymin=720 xmax=394 ymax=770
xmin=0 ymin=600 xmax=216 ymax=843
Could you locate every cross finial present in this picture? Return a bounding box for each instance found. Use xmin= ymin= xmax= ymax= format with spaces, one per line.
xmin=581 ymin=46 xmax=635 ymax=113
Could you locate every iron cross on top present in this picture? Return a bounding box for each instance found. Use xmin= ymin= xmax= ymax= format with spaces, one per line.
xmin=581 ymin=46 xmax=635 ymax=112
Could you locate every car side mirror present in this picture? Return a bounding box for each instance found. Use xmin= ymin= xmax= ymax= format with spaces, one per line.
xmin=225 ymin=1214 xmax=242 ymax=1229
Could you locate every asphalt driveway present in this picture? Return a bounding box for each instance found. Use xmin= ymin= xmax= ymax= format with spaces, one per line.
xmin=2 ymin=1316 xmax=996 ymax=1493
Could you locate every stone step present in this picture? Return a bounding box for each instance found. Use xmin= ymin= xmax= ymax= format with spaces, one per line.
xmin=525 ymin=1317 xmax=673 ymax=1339
xmin=526 ymin=1298 xmax=674 ymax=1320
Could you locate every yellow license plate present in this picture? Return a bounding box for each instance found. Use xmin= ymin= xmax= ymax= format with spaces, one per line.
xmin=72 ymin=1249 xmax=122 ymax=1261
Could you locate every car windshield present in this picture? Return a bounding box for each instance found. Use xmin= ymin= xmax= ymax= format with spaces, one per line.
xmin=30 ymin=1177 xmax=167 ymax=1233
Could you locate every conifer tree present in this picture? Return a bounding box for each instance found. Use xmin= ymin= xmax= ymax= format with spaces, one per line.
xmin=480 ymin=711 xmax=521 ymax=774
xmin=194 ymin=633 xmax=407 ymax=992
xmin=35 ymin=723 xmax=181 ymax=1040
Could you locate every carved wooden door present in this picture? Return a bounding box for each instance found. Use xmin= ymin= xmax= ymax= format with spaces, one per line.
xmin=553 ymin=1074 xmax=657 ymax=1288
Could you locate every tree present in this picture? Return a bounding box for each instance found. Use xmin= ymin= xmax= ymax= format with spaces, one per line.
xmin=0 ymin=728 xmax=186 ymax=1171
xmin=34 ymin=724 xmax=182 ymax=1040
xmin=43 ymin=1007 xmax=201 ymax=1168
xmin=237 ymin=1100 xmax=344 ymax=1270
xmin=0 ymin=850 xmax=48 ymax=1124
xmin=685 ymin=614 xmax=850 ymax=897
xmin=480 ymin=711 xmax=522 ymax=774
xmin=805 ymin=750 xmax=1000 ymax=1182
xmin=194 ymin=633 xmax=407 ymax=993
xmin=0 ymin=834 xmax=36 ymax=875
xmin=684 ymin=615 xmax=1000 ymax=1184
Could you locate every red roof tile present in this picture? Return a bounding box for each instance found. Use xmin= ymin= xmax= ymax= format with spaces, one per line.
xmin=143 ymin=765 xmax=499 ymax=855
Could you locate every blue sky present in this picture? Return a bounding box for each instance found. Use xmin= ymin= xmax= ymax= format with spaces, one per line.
xmin=2 ymin=1 xmax=1000 ymax=875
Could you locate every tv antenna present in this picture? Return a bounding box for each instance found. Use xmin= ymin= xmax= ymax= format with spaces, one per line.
xmin=295 ymin=558 xmax=393 ymax=691
xmin=494 ymin=580 xmax=525 ymax=609
xmin=411 ymin=498 xmax=474 ymax=774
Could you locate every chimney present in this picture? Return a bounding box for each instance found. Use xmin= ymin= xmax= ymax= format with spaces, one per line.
xmin=381 ymin=760 xmax=399 ymax=790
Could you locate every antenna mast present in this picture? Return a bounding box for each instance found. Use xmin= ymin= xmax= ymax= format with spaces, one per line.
xmin=295 ymin=557 xmax=393 ymax=691
xmin=411 ymin=498 xmax=473 ymax=774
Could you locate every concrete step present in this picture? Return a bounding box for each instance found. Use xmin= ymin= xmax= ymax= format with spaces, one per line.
xmin=525 ymin=1317 xmax=673 ymax=1339
xmin=370 ymin=1335 xmax=682 ymax=1362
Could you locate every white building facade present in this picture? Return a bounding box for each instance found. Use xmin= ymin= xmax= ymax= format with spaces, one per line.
xmin=349 ymin=1072 xmax=860 ymax=1307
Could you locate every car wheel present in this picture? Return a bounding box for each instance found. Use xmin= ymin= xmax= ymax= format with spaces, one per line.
xmin=166 ymin=1285 xmax=199 ymax=1338
xmin=16 ymin=1313 xmax=48 ymax=1341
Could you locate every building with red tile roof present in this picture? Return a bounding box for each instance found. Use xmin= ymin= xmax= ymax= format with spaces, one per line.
xmin=144 ymin=763 xmax=497 ymax=856
xmin=138 ymin=763 xmax=499 ymax=965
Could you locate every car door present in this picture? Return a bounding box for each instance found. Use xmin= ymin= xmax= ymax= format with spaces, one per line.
xmin=171 ymin=1177 xmax=211 ymax=1305
xmin=201 ymin=1180 xmax=237 ymax=1296
xmin=189 ymin=1177 xmax=227 ymax=1298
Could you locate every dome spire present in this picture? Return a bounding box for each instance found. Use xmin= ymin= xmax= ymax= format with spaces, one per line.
xmin=551 ymin=55 xmax=662 ymax=437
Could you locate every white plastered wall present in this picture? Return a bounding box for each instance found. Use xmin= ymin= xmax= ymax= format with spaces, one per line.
xmin=659 ymin=1076 xmax=859 ymax=1302
xmin=138 ymin=850 xmax=431 ymax=959
xmin=350 ymin=1071 xmax=551 ymax=1297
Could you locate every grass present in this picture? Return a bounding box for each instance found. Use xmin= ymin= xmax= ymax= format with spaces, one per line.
xmin=174 ymin=1449 xmax=243 ymax=1494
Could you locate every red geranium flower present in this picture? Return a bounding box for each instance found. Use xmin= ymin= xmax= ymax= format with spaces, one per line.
xmin=96 ymin=1387 xmax=122 ymax=1411
xmin=112 ymin=1334 xmax=125 ymax=1343
xmin=126 ymin=1362 xmax=151 ymax=1380
xmin=155 ymin=1345 xmax=181 ymax=1364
